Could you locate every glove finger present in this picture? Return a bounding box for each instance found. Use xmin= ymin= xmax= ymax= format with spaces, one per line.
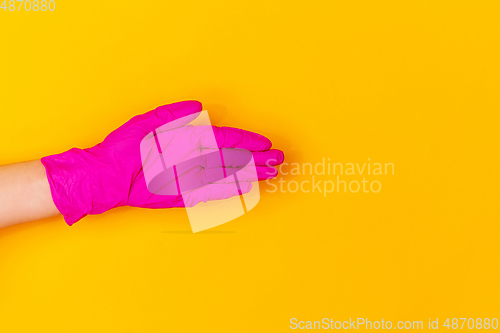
xmin=183 ymin=182 xmax=253 ymax=208
xmin=251 ymin=150 xmax=285 ymax=166
xmin=217 ymin=148 xmax=284 ymax=167
xmin=150 ymin=100 xmax=202 ymax=131
xmin=212 ymin=126 xmax=272 ymax=151
xmin=206 ymin=166 xmax=277 ymax=183
xmin=248 ymin=166 xmax=278 ymax=180
xmin=125 ymin=100 xmax=202 ymax=128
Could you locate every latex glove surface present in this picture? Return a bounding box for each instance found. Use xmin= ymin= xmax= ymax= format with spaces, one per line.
xmin=41 ymin=101 xmax=284 ymax=226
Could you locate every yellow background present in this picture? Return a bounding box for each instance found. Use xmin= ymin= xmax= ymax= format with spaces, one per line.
xmin=1 ymin=0 xmax=499 ymax=332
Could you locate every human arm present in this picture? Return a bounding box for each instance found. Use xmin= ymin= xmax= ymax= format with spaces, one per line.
xmin=0 ymin=160 xmax=60 ymax=229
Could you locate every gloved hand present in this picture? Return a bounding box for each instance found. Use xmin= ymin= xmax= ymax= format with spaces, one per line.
xmin=41 ymin=101 xmax=284 ymax=225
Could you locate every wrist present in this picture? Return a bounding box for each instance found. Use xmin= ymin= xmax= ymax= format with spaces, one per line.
xmin=41 ymin=148 xmax=95 ymax=225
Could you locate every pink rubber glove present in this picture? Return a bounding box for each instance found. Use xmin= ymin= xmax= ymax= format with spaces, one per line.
xmin=41 ymin=101 xmax=284 ymax=226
